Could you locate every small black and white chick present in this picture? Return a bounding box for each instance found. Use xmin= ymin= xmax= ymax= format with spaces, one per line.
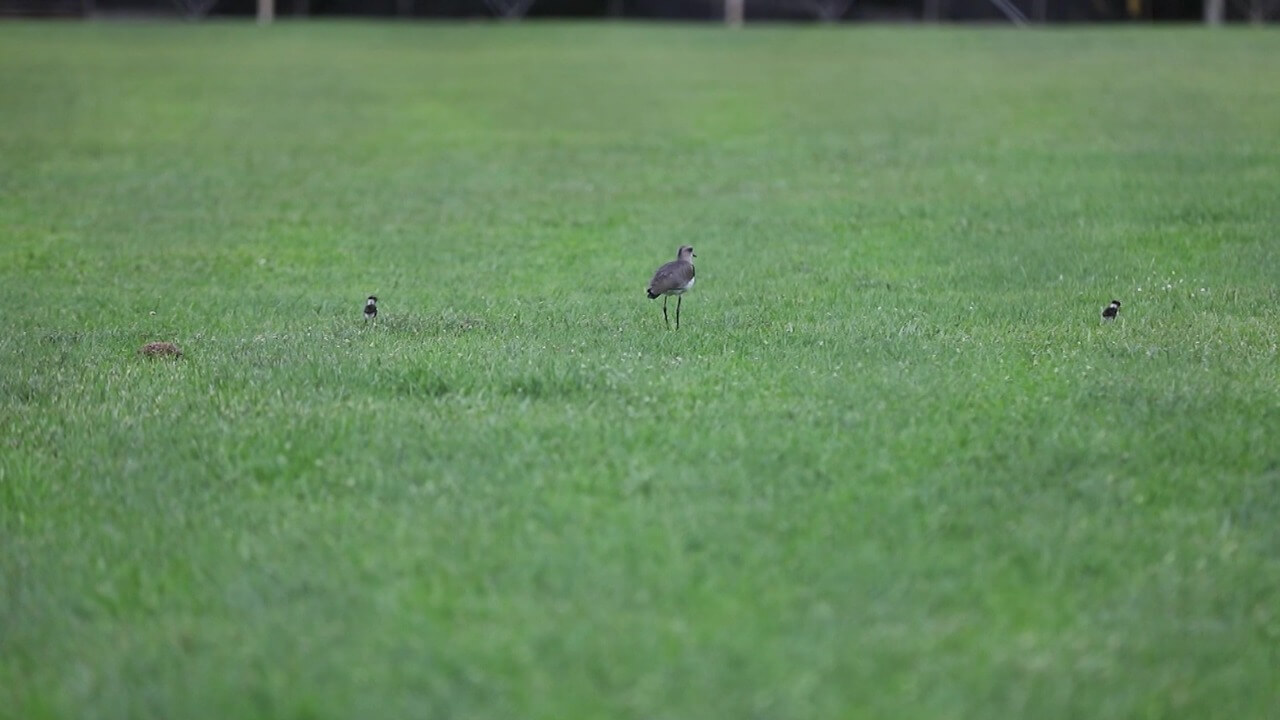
xmin=1101 ymin=299 xmax=1121 ymax=320
xmin=364 ymin=295 xmax=378 ymax=323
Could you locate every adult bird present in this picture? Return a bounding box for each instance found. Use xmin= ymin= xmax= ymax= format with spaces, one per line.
xmin=647 ymin=245 xmax=696 ymax=329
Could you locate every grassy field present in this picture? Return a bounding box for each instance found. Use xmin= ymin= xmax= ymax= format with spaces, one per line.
xmin=2 ymin=20 xmax=1279 ymax=720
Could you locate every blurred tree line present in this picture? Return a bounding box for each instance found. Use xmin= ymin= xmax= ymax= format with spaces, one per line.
xmin=2 ymin=0 xmax=1272 ymax=22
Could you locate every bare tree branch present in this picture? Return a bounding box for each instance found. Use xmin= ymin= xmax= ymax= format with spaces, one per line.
xmin=481 ymin=0 xmax=536 ymax=19
xmin=1229 ymin=0 xmax=1279 ymax=20
xmin=171 ymin=0 xmax=217 ymax=18
xmin=751 ymin=0 xmax=855 ymax=22
xmin=811 ymin=0 xmax=854 ymax=20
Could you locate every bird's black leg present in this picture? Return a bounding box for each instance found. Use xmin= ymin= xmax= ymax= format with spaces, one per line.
xmin=676 ymin=295 xmax=682 ymax=330
xmin=662 ymin=296 xmax=669 ymax=328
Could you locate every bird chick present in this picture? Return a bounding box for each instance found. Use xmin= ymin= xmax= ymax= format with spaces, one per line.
xmin=1101 ymin=299 xmax=1121 ymax=320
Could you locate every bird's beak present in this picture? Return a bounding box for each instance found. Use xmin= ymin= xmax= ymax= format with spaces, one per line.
xmin=692 ymin=253 xmax=697 ymax=258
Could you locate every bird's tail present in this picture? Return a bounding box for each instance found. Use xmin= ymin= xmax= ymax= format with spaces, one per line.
xmin=646 ymin=289 xmax=659 ymax=299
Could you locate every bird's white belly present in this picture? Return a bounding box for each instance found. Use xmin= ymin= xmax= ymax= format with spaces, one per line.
xmin=669 ymin=277 xmax=694 ymax=295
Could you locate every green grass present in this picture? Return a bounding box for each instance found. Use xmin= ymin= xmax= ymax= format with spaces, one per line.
xmin=2 ymin=20 xmax=1279 ymax=720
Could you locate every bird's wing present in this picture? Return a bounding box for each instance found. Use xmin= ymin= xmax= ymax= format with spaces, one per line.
xmin=648 ymin=260 xmax=694 ymax=294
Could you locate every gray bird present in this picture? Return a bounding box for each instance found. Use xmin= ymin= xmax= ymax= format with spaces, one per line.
xmin=647 ymin=245 xmax=696 ymax=329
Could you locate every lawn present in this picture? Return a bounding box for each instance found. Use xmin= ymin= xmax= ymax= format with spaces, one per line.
xmin=1 ymin=20 xmax=1278 ymax=720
